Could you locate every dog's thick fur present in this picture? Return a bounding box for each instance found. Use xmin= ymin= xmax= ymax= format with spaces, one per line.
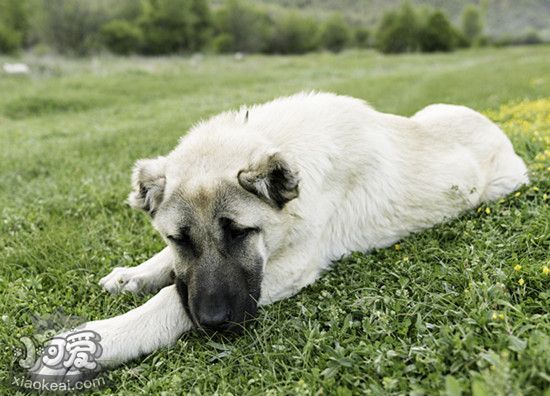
xmin=33 ymin=92 xmax=528 ymax=379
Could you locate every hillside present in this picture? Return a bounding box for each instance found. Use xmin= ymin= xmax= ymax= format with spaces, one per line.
xmin=250 ymin=0 xmax=550 ymax=39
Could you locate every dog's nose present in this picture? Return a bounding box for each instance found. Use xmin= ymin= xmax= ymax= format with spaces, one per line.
xmin=198 ymin=308 xmax=231 ymax=330
xmin=196 ymin=293 xmax=232 ymax=330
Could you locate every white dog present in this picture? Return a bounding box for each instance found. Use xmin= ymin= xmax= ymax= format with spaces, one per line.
xmin=33 ymin=92 xmax=528 ymax=380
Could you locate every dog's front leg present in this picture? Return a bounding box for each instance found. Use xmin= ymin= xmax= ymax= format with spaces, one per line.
xmin=31 ymin=285 xmax=192 ymax=382
xmin=100 ymin=246 xmax=175 ymax=294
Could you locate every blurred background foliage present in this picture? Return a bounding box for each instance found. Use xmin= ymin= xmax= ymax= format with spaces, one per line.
xmin=0 ymin=0 xmax=548 ymax=56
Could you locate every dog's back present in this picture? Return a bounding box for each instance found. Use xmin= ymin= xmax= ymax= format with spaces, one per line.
xmin=177 ymin=92 xmax=528 ymax=261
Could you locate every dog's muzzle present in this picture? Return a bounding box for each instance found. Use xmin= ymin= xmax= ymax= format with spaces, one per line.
xmin=175 ymin=277 xmax=258 ymax=333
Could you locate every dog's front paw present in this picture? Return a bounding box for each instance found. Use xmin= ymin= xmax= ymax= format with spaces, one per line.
xmin=30 ymin=357 xmax=99 ymax=386
xmin=29 ymin=320 xmax=126 ymax=386
xmin=99 ymin=266 xmax=154 ymax=294
xmin=29 ymin=325 xmax=107 ymax=386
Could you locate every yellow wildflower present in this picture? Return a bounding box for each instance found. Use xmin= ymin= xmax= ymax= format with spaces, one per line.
xmin=543 ymin=266 xmax=550 ymax=275
xmin=514 ymin=191 xmax=521 ymax=197
xmin=514 ymin=264 xmax=522 ymax=272
xmin=485 ymin=207 xmax=491 ymax=215
xmin=394 ymin=243 xmax=401 ymax=251
xmin=486 ymin=99 xmax=550 ymax=175
xmin=533 ymin=186 xmax=539 ymax=192
xmin=498 ymin=313 xmax=505 ymax=320
xmin=492 ymin=312 xmax=498 ymax=320
xmin=518 ymin=278 xmax=525 ymax=286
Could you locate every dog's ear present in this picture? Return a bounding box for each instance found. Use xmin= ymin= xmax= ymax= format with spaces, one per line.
xmin=238 ymin=152 xmax=299 ymax=209
xmin=128 ymin=156 xmax=167 ymax=215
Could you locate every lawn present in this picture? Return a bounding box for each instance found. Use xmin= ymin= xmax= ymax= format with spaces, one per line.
xmin=0 ymin=46 xmax=549 ymax=395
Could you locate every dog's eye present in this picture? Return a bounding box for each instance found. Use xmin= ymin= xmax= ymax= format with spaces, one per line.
xmin=220 ymin=218 xmax=258 ymax=242
xmin=228 ymin=226 xmax=255 ymax=241
xmin=167 ymin=230 xmax=192 ymax=247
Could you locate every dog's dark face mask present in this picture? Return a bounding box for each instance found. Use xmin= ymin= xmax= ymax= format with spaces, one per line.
xmin=170 ymin=216 xmax=264 ymax=333
xmin=129 ymin=152 xmax=299 ymax=333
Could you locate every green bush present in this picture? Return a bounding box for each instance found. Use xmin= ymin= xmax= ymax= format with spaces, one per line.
xmin=452 ymin=28 xmax=470 ymax=48
xmin=320 ymin=14 xmax=350 ymax=53
xmin=461 ymin=4 xmax=483 ymax=44
xmin=0 ymin=0 xmax=29 ymax=47
xmin=521 ymin=31 xmax=544 ymax=45
xmin=138 ymin=0 xmax=194 ymax=55
xmin=495 ymin=31 xmax=543 ymax=47
xmin=0 ymin=23 xmax=21 ymax=53
xmin=109 ymin=0 xmax=143 ymax=21
xmin=473 ymin=35 xmax=489 ymax=47
xmin=213 ymin=0 xmax=272 ymax=53
xmin=100 ymin=20 xmax=143 ymax=55
xmin=418 ymin=11 xmax=454 ymax=52
xmin=375 ymin=3 xmax=420 ymax=54
xmin=268 ymin=12 xmax=319 ymax=54
xmin=3 ymin=0 xmax=214 ymax=55
xmin=189 ymin=0 xmax=213 ymax=51
xmin=34 ymin=0 xmax=110 ymax=55
xmin=375 ymin=5 xmax=467 ymax=54
xmin=211 ymin=33 xmax=234 ymax=53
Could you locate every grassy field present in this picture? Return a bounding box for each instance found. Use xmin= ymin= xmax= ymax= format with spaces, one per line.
xmin=1 ymin=46 xmax=549 ymax=395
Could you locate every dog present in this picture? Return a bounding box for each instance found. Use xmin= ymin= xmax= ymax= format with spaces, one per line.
xmin=32 ymin=92 xmax=528 ymax=380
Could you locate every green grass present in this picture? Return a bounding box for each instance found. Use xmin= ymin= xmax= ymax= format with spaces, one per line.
xmin=1 ymin=46 xmax=549 ymax=395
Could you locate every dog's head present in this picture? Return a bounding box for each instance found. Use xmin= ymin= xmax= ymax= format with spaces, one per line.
xmin=128 ymin=132 xmax=299 ymax=332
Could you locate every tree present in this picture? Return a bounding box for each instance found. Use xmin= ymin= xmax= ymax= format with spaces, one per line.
xmin=320 ymin=14 xmax=350 ymax=53
xmin=213 ymin=0 xmax=272 ymax=53
xmin=418 ymin=11 xmax=455 ymax=52
xmin=0 ymin=0 xmax=30 ymax=51
xmin=100 ymin=19 xmax=143 ymax=54
xmin=375 ymin=3 xmax=420 ymax=54
xmin=268 ymin=12 xmax=320 ymax=54
xmin=461 ymin=4 xmax=483 ymax=43
xmin=34 ymin=0 xmax=110 ymax=55
xmin=0 ymin=23 xmax=20 ymax=53
xmin=0 ymin=0 xmax=29 ymax=36
xmin=189 ymin=0 xmax=213 ymax=51
xmin=139 ymin=0 xmax=194 ymax=54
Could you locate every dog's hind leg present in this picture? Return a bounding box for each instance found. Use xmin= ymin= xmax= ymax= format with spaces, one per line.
xmin=481 ymin=149 xmax=529 ymax=202
xmin=99 ymin=247 xmax=175 ymax=295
